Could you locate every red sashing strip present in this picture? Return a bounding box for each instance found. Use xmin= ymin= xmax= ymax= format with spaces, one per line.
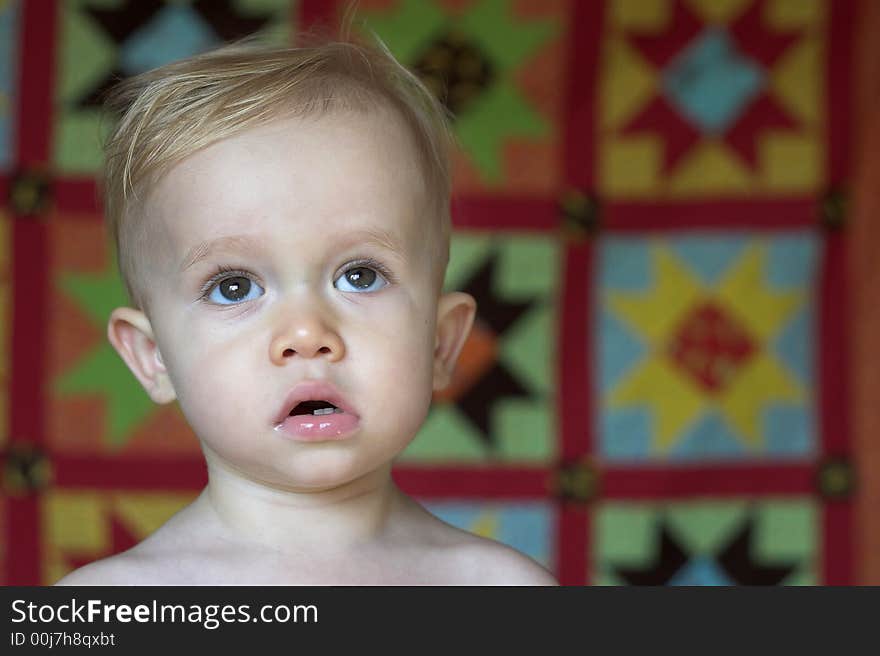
xmin=560 ymin=242 xmax=592 ymax=462
xmin=53 ymin=178 xmax=101 ymax=214
xmin=15 ymin=0 xmax=56 ymax=167
xmin=9 ymin=220 xmax=47 ymax=448
xmin=824 ymin=501 xmax=853 ymax=584
xmin=819 ymin=232 xmax=849 ymax=456
xmin=819 ymin=228 xmax=851 ymax=582
xmin=452 ymin=196 xmax=559 ymax=231
xmin=602 ymin=463 xmax=815 ymax=498
xmin=393 ymin=466 xmax=549 ymax=498
xmin=6 ymin=496 xmax=40 ymax=585
xmin=298 ymin=0 xmax=339 ymax=34
xmin=53 ymin=456 xmax=208 ymax=490
xmin=827 ymin=0 xmax=854 ymax=185
xmin=8 ymin=0 xmax=58 ymax=585
xmin=562 ymin=0 xmax=604 ymax=191
xmin=558 ymin=504 xmax=589 ymax=586
xmin=604 ymin=199 xmax=819 ymax=231
xmin=555 ymin=242 xmax=592 ymax=584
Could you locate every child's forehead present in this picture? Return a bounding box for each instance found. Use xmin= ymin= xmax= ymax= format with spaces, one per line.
xmin=221 ymin=103 xmax=416 ymax=155
xmin=160 ymin=106 xmax=423 ymax=191
xmin=140 ymin=115 xmax=431 ymax=261
xmin=156 ymin=201 xmax=424 ymax=264
xmin=153 ymin=108 xmax=413 ymax=196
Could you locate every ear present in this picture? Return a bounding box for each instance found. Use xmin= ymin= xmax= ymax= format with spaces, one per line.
xmin=433 ymin=291 xmax=477 ymax=391
xmin=107 ymin=307 xmax=177 ymax=404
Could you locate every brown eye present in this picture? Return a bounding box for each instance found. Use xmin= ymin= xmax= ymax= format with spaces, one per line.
xmin=203 ymin=271 xmax=264 ymax=305
xmin=218 ymin=276 xmax=251 ymax=301
xmin=334 ymin=263 xmax=388 ymax=293
xmin=345 ymin=267 xmax=376 ymax=289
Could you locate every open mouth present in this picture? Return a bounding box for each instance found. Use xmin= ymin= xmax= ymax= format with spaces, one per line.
xmin=289 ymin=400 xmax=344 ymax=417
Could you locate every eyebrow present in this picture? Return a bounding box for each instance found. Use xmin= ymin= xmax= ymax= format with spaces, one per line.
xmin=336 ymin=227 xmax=408 ymax=261
xmin=180 ymin=234 xmax=267 ymax=272
xmin=179 ymin=227 xmax=407 ymax=272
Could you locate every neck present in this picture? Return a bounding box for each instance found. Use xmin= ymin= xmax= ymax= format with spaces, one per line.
xmin=198 ymin=456 xmax=403 ymax=555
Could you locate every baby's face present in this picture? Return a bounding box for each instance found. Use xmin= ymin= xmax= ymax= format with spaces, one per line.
xmin=138 ymin=108 xmax=442 ymax=490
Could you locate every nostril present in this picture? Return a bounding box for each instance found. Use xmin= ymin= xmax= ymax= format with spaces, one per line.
xmin=280 ymin=347 xmax=330 ymax=357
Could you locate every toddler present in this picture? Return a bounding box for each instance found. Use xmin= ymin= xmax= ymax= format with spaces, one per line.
xmin=57 ymin=36 xmax=556 ymax=585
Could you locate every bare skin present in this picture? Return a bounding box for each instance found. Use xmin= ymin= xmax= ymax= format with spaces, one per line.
xmin=57 ymin=468 xmax=556 ymax=585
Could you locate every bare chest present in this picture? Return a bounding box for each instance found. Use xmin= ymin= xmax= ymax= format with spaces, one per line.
xmin=153 ymin=547 xmax=467 ymax=586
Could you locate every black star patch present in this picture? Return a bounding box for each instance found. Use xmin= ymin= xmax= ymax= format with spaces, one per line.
xmin=612 ymin=514 xmax=799 ymax=585
xmin=716 ymin=517 xmax=797 ymax=585
xmin=615 ymin=522 xmax=689 ymax=585
xmin=77 ymin=0 xmax=275 ymax=108
xmin=445 ymin=250 xmax=538 ymax=451
xmin=412 ymin=29 xmax=495 ymax=117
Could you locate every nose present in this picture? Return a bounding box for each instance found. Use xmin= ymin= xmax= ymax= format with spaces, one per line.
xmin=269 ymin=309 xmax=345 ymax=365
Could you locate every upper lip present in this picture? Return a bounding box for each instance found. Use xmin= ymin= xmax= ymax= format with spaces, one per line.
xmin=274 ymin=380 xmax=359 ymax=424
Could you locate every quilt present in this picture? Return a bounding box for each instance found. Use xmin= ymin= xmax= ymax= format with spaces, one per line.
xmin=0 ymin=0 xmax=864 ymax=585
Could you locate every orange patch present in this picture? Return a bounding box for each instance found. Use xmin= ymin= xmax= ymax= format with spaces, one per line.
xmin=47 ymin=291 xmax=103 ymax=381
xmin=48 ymin=395 xmax=106 ymax=453
xmin=515 ymin=31 xmax=566 ymax=124
xmin=503 ymin=139 xmax=560 ymax=191
xmin=434 ymin=320 xmax=497 ymax=402
xmin=451 ymin=145 xmax=494 ymax=195
xmin=123 ymin=404 xmax=201 ymax=456
xmin=49 ymin=217 xmax=108 ymax=274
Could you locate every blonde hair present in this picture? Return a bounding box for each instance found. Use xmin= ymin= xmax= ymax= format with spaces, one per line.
xmin=102 ymin=35 xmax=454 ymax=310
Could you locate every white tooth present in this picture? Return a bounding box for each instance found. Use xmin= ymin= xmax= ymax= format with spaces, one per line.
xmin=313 ymin=407 xmax=335 ymax=416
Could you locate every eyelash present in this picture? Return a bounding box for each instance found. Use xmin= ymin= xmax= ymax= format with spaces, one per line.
xmin=342 ymin=257 xmax=396 ymax=286
xmin=197 ymin=265 xmax=251 ymax=302
xmin=196 ymin=258 xmax=396 ymax=302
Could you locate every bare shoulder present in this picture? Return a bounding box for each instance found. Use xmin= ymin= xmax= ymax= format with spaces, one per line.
xmin=409 ymin=504 xmax=556 ymax=585
xmin=447 ymin=537 xmax=558 ymax=586
xmin=55 ymin=502 xmax=199 ymax=586
xmin=54 ymin=549 xmax=156 ymax=586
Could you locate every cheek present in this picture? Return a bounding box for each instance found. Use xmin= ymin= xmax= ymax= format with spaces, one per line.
xmin=351 ymin=301 xmax=436 ymax=425
xmin=162 ymin=328 xmax=266 ymax=439
xmin=352 ymin=292 xmax=436 ymax=365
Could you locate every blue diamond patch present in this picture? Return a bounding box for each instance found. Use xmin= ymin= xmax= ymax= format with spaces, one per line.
xmin=668 ymin=556 xmax=734 ymax=586
xmin=119 ymin=4 xmax=220 ymax=75
xmin=663 ymin=28 xmax=764 ymax=135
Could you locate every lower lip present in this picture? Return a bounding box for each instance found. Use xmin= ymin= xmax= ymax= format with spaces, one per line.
xmin=274 ymin=412 xmax=360 ymax=442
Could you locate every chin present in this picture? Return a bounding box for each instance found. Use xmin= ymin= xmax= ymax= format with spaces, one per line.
xmin=262 ymin=457 xmax=382 ymax=492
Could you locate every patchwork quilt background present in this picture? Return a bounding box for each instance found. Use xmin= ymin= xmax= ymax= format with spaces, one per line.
xmin=0 ymin=0 xmax=872 ymax=585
